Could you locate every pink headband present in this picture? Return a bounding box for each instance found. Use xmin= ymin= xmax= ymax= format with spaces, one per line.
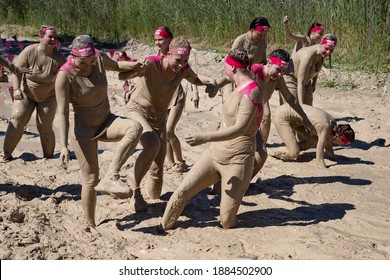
xmin=168 ymin=47 xmax=190 ymax=55
xmin=116 ymin=53 xmax=131 ymax=61
xmin=154 ymin=29 xmax=173 ymax=39
xmin=226 ymin=56 xmax=247 ymax=68
xmin=321 ymin=39 xmax=337 ymax=47
xmin=341 ymin=134 xmax=350 ymax=145
xmin=337 ymin=127 xmax=350 ymax=144
xmin=71 ymin=46 xmax=96 ymax=57
xmin=40 ymin=27 xmax=55 ymax=37
xmin=269 ymin=56 xmax=289 ymax=69
xmin=254 ymin=26 xmax=269 ymax=32
xmin=310 ymin=26 xmax=324 ymax=33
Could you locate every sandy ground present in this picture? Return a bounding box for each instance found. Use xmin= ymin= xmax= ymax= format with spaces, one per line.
xmin=0 ymin=40 xmax=389 ymax=260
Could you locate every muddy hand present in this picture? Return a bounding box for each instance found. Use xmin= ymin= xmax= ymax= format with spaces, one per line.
xmin=283 ymin=15 xmax=289 ymax=25
xmin=185 ymin=134 xmax=207 ymax=146
xmin=303 ymin=118 xmax=316 ymax=136
xmin=13 ymin=89 xmax=24 ymax=100
xmin=9 ymin=64 xmax=32 ymax=75
xmin=206 ymin=82 xmax=218 ymax=98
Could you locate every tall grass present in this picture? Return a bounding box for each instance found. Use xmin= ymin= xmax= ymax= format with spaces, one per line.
xmin=0 ymin=0 xmax=388 ymax=71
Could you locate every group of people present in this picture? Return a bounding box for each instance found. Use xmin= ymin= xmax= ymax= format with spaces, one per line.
xmin=0 ymin=16 xmax=355 ymax=231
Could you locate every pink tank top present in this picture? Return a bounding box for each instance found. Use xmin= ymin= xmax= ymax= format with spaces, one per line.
xmin=237 ymin=81 xmax=263 ymax=126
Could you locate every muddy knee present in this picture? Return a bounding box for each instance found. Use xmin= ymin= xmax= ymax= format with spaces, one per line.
xmin=140 ymin=131 xmax=161 ymax=154
xmin=120 ymin=120 xmax=143 ymax=145
xmin=83 ymin=174 xmax=100 ymax=190
xmin=127 ymin=120 xmax=143 ymax=139
xmin=286 ymin=146 xmax=300 ymax=159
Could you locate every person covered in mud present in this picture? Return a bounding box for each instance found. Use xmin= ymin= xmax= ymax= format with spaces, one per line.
xmin=282 ymin=16 xmax=331 ymax=81
xmin=251 ymin=49 xmax=314 ymax=142
xmin=116 ymin=51 xmax=137 ymax=104
xmin=215 ymin=16 xmax=270 ymax=91
xmin=249 ymin=49 xmax=316 ymax=176
xmin=283 ymin=15 xmax=324 ymax=54
xmin=118 ymin=36 xmax=218 ymax=212
xmin=55 ymin=35 xmax=143 ymax=228
xmin=154 ymin=26 xmax=195 ymax=173
xmin=210 ymin=49 xmax=315 ymax=195
xmin=233 ymin=16 xmax=270 ymax=65
xmin=161 ymin=48 xmax=263 ymax=230
xmin=282 ymin=34 xmax=338 ymax=106
xmin=2 ymin=26 xmax=66 ymax=161
xmin=271 ymin=103 xmax=355 ymax=168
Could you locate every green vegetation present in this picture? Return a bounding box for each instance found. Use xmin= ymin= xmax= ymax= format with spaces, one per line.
xmin=0 ymin=0 xmax=389 ymax=71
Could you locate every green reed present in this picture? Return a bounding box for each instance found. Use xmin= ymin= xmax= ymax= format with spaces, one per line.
xmin=0 ymin=0 xmax=388 ymax=71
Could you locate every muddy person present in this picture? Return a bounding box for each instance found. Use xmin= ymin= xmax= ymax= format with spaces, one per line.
xmin=249 ymin=49 xmax=316 ymax=177
xmin=282 ymin=15 xmax=331 ymax=79
xmin=119 ymin=36 xmax=218 ymax=211
xmin=216 ymin=16 xmax=270 ymax=95
xmin=116 ymin=51 xmax=136 ymax=104
xmin=211 ymin=49 xmax=315 ymax=195
xmin=154 ymin=26 xmax=194 ymax=173
xmin=55 ymin=35 xmax=143 ymax=228
xmin=271 ymin=104 xmax=355 ymax=168
xmin=161 ymin=48 xmax=263 ymax=230
xmin=2 ymin=26 xmax=66 ymax=161
xmin=283 ymin=15 xmax=324 ymax=54
xmin=282 ymin=34 xmax=338 ymax=106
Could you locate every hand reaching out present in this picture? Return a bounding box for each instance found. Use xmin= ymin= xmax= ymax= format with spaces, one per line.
xmin=185 ymin=133 xmax=207 ymax=146
xmin=205 ymin=80 xmax=219 ymax=98
xmin=283 ymin=15 xmax=289 ymax=25
xmin=9 ymin=64 xmax=31 ymax=75
xmin=303 ymin=118 xmax=316 ymax=136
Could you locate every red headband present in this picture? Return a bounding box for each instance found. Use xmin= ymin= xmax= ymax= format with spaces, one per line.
xmin=40 ymin=27 xmax=55 ymax=37
xmin=116 ymin=53 xmax=131 ymax=61
xmin=254 ymin=26 xmax=269 ymax=32
xmin=310 ymin=26 xmax=324 ymax=33
xmin=168 ymin=47 xmax=190 ymax=55
xmin=226 ymin=56 xmax=247 ymax=68
xmin=321 ymin=39 xmax=337 ymax=47
xmin=269 ymin=56 xmax=289 ymax=69
xmin=340 ymin=134 xmax=350 ymax=145
xmin=71 ymin=46 xmax=96 ymax=57
xmin=154 ymin=29 xmax=173 ymax=39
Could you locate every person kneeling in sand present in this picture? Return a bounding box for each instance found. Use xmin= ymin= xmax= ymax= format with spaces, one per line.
xmin=271 ymin=104 xmax=355 ymax=168
xmin=55 ymin=35 xmax=143 ymax=228
xmin=161 ymin=48 xmax=263 ymax=230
